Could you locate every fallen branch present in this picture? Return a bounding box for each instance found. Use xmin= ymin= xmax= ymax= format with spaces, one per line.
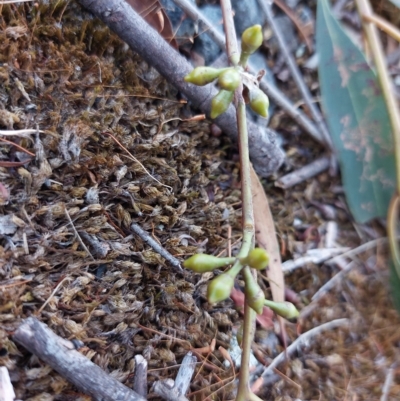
xmin=256 ymin=318 xmax=349 ymax=387
xmin=275 ymin=156 xmax=330 ymax=189
xmin=13 ymin=317 xmax=146 ymax=401
xmin=152 ymin=352 xmax=197 ymax=401
xmin=130 ymin=223 xmax=182 ymax=272
xmin=77 ymin=0 xmax=284 ymax=177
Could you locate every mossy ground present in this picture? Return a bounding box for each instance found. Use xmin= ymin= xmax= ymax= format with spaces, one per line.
xmin=0 ymin=2 xmax=399 ymax=400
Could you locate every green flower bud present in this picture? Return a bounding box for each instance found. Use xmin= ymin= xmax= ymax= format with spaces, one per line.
xmin=184 ymin=67 xmax=225 ymax=86
xmin=243 ymin=267 xmax=265 ymax=314
xmin=249 ymin=88 xmax=269 ymax=118
xmin=183 ymin=254 xmax=235 ymax=273
xmin=218 ymin=68 xmax=241 ymax=91
xmin=264 ymin=300 xmax=299 ymax=320
xmin=245 ymin=248 xmax=269 ymax=270
xmin=241 ymin=25 xmax=263 ymax=56
xmin=210 ymin=90 xmax=234 ymax=119
xmin=207 ymin=273 xmax=235 ymax=304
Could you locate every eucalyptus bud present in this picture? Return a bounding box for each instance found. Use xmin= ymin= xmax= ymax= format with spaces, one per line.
xmin=245 ymin=248 xmax=269 ymax=270
xmin=243 ymin=267 xmax=265 ymax=314
xmin=207 ymin=273 xmax=235 ymax=304
xmin=218 ymin=68 xmax=241 ymax=91
xmin=210 ymin=90 xmax=234 ymax=119
xmin=241 ymin=25 xmax=263 ymax=56
xmin=184 ymin=67 xmax=225 ymax=86
xmin=264 ymin=300 xmax=299 ymax=320
xmin=183 ymin=254 xmax=235 ymax=273
xmin=249 ymin=88 xmax=269 ymax=118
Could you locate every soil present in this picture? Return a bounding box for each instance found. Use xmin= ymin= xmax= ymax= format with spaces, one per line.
xmin=0 ymin=2 xmax=399 ymax=401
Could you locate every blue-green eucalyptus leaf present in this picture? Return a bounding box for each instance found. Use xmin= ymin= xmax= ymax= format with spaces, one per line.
xmin=316 ymin=0 xmax=396 ymax=223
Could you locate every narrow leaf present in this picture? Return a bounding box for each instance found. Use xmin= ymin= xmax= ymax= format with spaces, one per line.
xmin=317 ymin=0 xmax=396 ymax=223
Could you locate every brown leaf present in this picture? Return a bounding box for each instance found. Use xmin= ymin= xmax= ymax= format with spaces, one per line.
xmin=250 ymin=166 xmax=284 ymax=303
xmin=251 ymin=166 xmax=287 ymax=342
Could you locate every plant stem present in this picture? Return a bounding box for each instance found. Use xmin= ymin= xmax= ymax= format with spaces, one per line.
xmin=219 ymin=1 xmax=257 ymax=399
xmin=235 ymin=100 xmax=257 ymax=401
xmin=220 ymin=0 xmax=240 ymax=66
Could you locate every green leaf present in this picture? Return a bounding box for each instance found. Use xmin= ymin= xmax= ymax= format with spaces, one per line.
xmin=316 ymin=0 xmax=396 ymax=223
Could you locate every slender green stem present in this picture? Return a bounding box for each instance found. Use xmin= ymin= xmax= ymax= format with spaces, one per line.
xmin=220 ymin=0 xmax=240 ymax=66
xmin=237 ymin=298 xmax=256 ymax=401
xmin=219 ymin=2 xmax=257 ymax=399
xmin=235 ymin=100 xmax=257 ymax=401
xmin=236 ymin=101 xmax=255 ymax=250
xmin=354 ymin=0 xmax=400 ymax=191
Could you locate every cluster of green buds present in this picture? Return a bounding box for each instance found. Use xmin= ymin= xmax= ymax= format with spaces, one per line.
xmin=184 ymin=25 xmax=270 ymax=120
xmin=184 ymin=247 xmax=299 ymax=318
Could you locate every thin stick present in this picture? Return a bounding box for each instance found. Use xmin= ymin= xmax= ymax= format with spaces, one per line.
xmin=153 ymin=352 xmax=197 ymax=401
xmin=65 ymin=208 xmax=95 ymax=261
xmin=258 ymin=0 xmax=333 ymax=149
xmin=13 ymin=317 xmax=146 ymax=401
xmin=259 ymin=319 xmax=349 ymax=383
xmin=0 ymin=137 xmax=35 ymax=157
xmin=311 ymin=261 xmax=356 ymax=301
xmin=130 ymin=223 xmax=182 ymax=271
xmin=103 ymin=131 xmax=172 ymax=191
xmin=380 ymin=363 xmax=395 ymax=401
xmin=275 ymin=156 xmax=330 ymax=189
xmin=170 ymin=0 xmax=324 ymax=144
xmin=0 ymin=129 xmax=46 ymax=136
xmin=363 ymin=13 xmax=400 ymax=43
xmin=36 ymin=276 xmax=71 ymax=315
xmin=133 ymin=355 xmax=147 ymax=397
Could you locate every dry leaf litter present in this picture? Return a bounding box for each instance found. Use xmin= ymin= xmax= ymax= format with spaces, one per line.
xmin=0 ymin=2 xmax=399 ymax=401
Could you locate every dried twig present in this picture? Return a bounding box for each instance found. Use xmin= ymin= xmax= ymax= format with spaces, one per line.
xmin=282 ymin=247 xmax=351 ymax=274
xmin=130 ymin=223 xmax=182 ymax=271
xmin=13 ymin=317 xmax=146 ymax=401
xmin=133 ymin=355 xmax=148 ymax=397
xmin=170 ymin=0 xmax=324 ymax=144
xmin=77 ymin=0 xmax=284 ymax=177
xmin=275 ymin=156 xmax=330 ymax=189
xmin=362 ymin=13 xmax=400 ymax=47
xmin=64 ymin=208 xmax=95 ymax=261
xmin=257 ymin=318 xmax=349 ymax=386
xmin=0 ymin=367 xmax=15 ymax=401
xmin=103 ymin=131 xmax=172 ymax=191
xmin=0 ymin=137 xmax=35 ymax=156
xmin=258 ymin=0 xmax=333 ymax=149
xmin=0 ymin=129 xmax=46 ymax=136
xmin=153 ymin=352 xmax=197 ymax=401
xmin=36 ymin=276 xmax=71 ymax=315
xmin=380 ymin=363 xmax=395 ymax=401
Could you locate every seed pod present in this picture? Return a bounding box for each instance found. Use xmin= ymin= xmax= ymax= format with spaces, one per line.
xmin=210 ymin=90 xmax=234 ymax=119
xmin=241 ymin=25 xmax=263 ymax=56
xmin=264 ymin=300 xmax=299 ymax=319
xmin=218 ymin=68 xmax=241 ymax=91
xmin=184 ymin=67 xmax=225 ymax=86
xmin=246 ymin=248 xmax=269 ymax=270
xmin=183 ymin=254 xmax=235 ymax=273
xmin=207 ymin=273 xmax=235 ymax=304
xmin=249 ymin=88 xmax=269 ymax=118
xmin=243 ymin=267 xmax=265 ymax=314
